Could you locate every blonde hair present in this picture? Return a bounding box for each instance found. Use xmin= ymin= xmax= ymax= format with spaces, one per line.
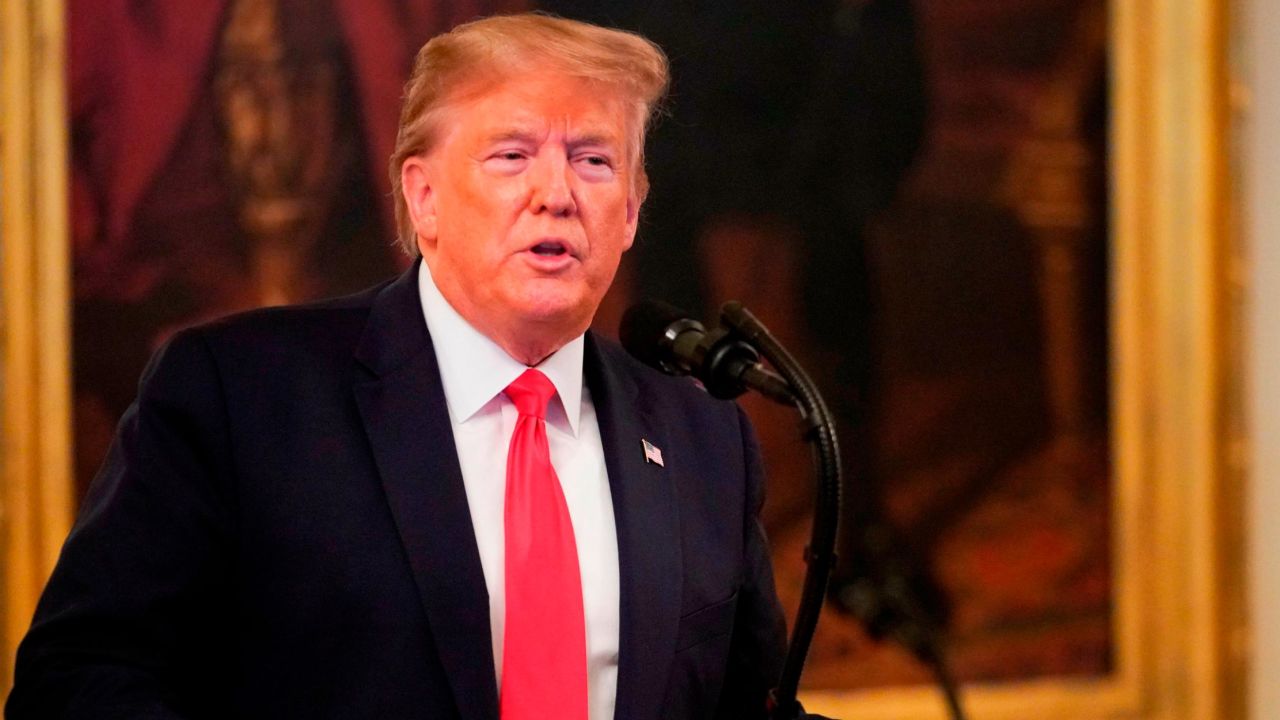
xmin=388 ymin=13 xmax=670 ymax=256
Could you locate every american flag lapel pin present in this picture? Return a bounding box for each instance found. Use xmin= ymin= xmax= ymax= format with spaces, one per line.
xmin=642 ymin=438 xmax=664 ymax=467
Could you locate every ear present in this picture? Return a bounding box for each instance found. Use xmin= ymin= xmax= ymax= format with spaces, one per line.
xmin=622 ymin=182 xmax=644 ymax=252
xmin=400 ymin=156 xmax=438 ymax=254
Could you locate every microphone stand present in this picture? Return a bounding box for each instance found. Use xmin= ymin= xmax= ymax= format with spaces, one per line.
xmin=695 ymin=302 xmax=967 ymax=720
xmin=715 ymin=302 xmax=843 ymax=720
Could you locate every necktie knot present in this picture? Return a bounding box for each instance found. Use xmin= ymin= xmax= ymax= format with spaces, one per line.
xmin=503 ymin=368 xmax=556 ymax=420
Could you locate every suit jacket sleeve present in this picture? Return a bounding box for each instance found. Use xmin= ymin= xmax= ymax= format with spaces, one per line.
xmin=6 ymin=329 xmax=235 ymax=720
xmin=715 ymin=406 xmax=788 ymax=720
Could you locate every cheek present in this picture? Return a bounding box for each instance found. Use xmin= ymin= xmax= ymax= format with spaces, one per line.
xmin=438 ymin=191 xmax=500 ymax=252
xmin=590 ymin=196 xmax=636 ymax=252
xmin=460 ymin=183 xmax=525 ymax=235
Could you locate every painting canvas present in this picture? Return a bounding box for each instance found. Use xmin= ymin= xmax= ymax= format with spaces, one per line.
xmin=68 ymin=0 xmax=1112 ymax=694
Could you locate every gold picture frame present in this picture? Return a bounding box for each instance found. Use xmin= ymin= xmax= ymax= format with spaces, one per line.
xmin=1 ymin=0 xmax=74 ymax=694
xmin=0 ymin=0 xmax=1246 ymax=717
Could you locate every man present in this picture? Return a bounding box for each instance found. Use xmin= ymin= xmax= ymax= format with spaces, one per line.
xmin=7 ymin=14 xmax=792 ymax=720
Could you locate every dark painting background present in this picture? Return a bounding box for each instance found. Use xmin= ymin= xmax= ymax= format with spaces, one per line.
xmin=70 ymin=0 xmax=1111 ymax=690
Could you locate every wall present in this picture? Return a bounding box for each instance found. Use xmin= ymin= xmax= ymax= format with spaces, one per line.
xmin=1244 ymin=0 xmax=1280 ymax=714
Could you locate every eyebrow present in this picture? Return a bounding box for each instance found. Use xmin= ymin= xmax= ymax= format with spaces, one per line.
xmin=568 ymin=133 xmax=618 ymax=149
xmin=482 ymin=128 xmax=622 ymax=151
xmin=484 ymin=129 xmax=540 ymax=145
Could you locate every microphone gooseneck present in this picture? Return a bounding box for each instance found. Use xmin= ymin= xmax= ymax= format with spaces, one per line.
xmin=718 ymin=302 xmax=842 ymax=719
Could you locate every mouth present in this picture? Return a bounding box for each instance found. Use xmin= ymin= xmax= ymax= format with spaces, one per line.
xmin=530 ymin=240 xmax=570 ymax=257
xmin=518 ymin=238 xmax=580 ymax=272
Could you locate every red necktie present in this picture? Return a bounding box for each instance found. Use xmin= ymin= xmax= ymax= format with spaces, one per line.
xmin=500 ymin=369 xmax=588 ymax=720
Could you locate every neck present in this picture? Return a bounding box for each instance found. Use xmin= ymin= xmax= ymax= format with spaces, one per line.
xmin=496 ymin=335 xmax=561 ymax=367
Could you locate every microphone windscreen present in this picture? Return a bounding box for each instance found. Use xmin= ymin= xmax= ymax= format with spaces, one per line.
xmin=619 ymin=299 xmax=688 ymax=371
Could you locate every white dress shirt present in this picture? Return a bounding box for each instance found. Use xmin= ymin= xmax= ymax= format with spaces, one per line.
xmin=418 ymin=262 xmax=620 ymax=720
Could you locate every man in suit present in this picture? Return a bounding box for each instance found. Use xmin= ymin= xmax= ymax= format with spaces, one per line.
xmin=7 ymin=13 xmax=792 ymax=720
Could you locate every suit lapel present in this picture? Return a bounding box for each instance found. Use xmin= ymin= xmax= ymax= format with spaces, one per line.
xmin=586 ymin=336 xmax=682 ymax=720
xmin=353 ymin=264 xmax=498 ymax=720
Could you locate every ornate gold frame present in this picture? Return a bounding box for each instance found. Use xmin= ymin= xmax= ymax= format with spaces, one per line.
xmin=0 ymin=0 xmax=1245 ymax=716
xmin=1 ymin=0 xmax=73 ymax=693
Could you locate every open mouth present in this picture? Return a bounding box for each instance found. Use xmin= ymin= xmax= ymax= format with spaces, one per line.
xmin=530 ymin=241 xmax=569 ymax=257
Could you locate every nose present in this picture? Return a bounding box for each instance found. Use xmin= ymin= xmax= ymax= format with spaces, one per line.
xmin=528 ymin=153 xmax=577 ymax=218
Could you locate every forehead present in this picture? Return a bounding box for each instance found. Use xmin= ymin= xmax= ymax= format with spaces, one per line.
xmin=436 ymin=70 xmax=638 ymax=150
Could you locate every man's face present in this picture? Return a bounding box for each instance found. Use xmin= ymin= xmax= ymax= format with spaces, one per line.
xmin=404 ymin=69 xmax=640 ymax=359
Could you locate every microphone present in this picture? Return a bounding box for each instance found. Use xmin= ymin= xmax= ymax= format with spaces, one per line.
xmin=619 ymin=300 xmax=794 ymax=404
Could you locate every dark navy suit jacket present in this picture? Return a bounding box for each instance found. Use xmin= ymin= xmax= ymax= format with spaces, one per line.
xmin=7 ymin=263 xmax=787 ymax=719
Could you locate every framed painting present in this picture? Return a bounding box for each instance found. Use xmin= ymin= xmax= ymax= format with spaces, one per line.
xmin=0 ymin=1 xmax=1244 ymax=717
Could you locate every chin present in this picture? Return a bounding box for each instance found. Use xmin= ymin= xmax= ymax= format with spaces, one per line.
xmin=512 ymin=290 xmax=593 ymax=332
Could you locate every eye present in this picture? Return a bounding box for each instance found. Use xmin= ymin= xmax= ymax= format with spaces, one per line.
xmin=574 ymin=153 xmax=615 ymax=179
xmin=484 ymin=149 xmax=529 ymax=174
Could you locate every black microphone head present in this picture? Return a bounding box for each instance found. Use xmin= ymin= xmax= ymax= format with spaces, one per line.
xmin=619 ymin=299 xmax=700 ymax=375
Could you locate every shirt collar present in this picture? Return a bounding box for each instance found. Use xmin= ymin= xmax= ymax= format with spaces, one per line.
xmin=417 ymin=261 xmax=584 ymax=436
